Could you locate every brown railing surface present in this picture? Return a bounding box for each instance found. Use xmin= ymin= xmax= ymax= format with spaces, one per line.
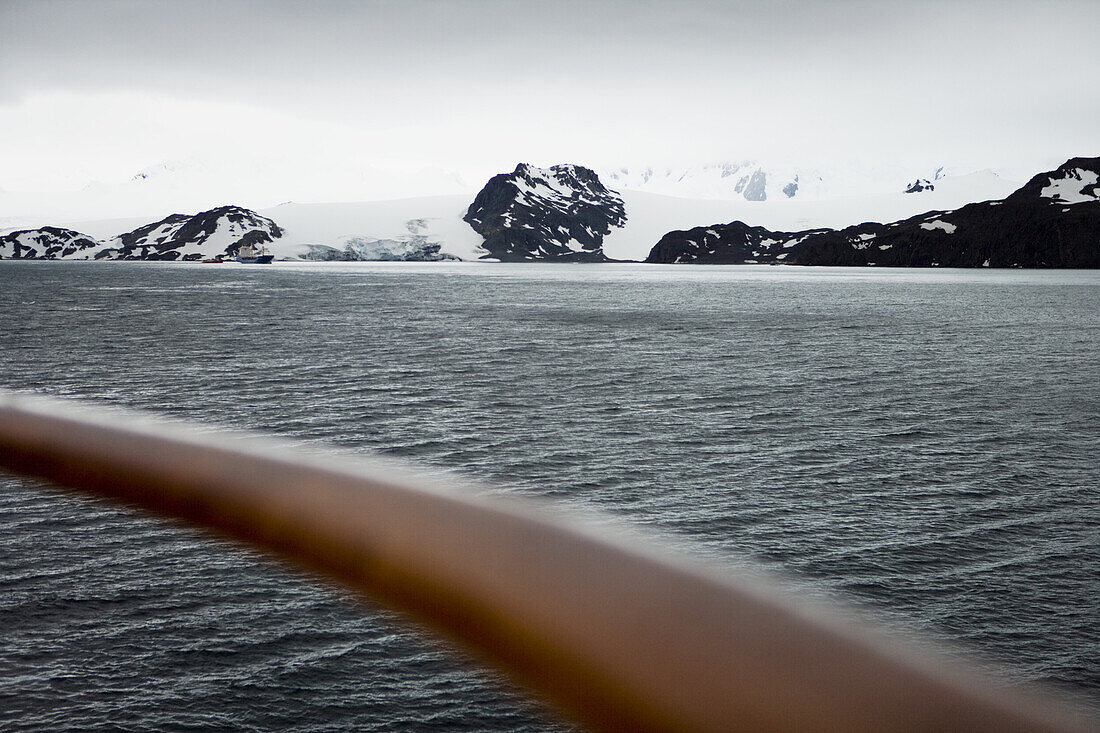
xmin=0 ymin=391 xmax=1092 ymax=732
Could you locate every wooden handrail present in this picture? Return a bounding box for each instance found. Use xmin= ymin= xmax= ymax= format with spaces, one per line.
xmin=0 ymin=392 xmax=1091 ymax=732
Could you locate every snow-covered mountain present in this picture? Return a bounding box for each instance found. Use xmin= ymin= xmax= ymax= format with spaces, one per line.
xmin=28 ymin=197 xmax=483 ymax=263
xmin=644 ymin=156 xmax=1100 ymax=268
xmin=0 ymin=227 xmax=99 ymax=259
xmin=264 ymin=164 xmax=1018 ymax=263
xmin=3 ymin=159 xmax=1077 ymax=265
xmin=598 ymin=169 xmax=1017 ymax=261
xmin=2 ymin=153 xmax=1022 ymax=246
xmin=463 ymin=164 xmax=627 ymax=261
xmin=598 ymin=161 xmax=970 ymax=202
xmin=1 ymin=206 xmax=284 ymax=261
xmin=96 ymin=206 xmax=283 ymax=261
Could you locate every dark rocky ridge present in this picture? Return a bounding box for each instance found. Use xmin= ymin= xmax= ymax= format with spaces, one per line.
xmin=96 ymin=205 xmax=284 ymax=261
xmin=646 ymin=157 xmax=1100 ymax=268
xmin=0 ymin=227 xmax=100 ymax=259
xmin=645 ymin=221 xmax=829 ymax=265
xmin=464 ymin=163 xmax=626 ymax=261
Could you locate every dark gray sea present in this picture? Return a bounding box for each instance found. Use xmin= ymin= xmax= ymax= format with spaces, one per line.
xmin=1 ymin=260 xmax=1097 ymax=730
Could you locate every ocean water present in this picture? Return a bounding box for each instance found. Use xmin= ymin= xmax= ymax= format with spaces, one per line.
xmin=0 ymin=260 xmax=1097 ymax=730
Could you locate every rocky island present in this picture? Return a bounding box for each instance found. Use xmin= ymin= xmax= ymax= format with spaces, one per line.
xmin=463 ymin=163 xmax=627 ymax=262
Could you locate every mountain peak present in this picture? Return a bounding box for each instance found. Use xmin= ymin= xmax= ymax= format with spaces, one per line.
xmin=96 ymin=205 xmax=283 ymax=261
xmin=1005 ymin=156 xmax=1100 ymax=205
xmin=0 ymin=226 xmax=100 ymax=259
xmin=464 ymin=163 xmax=625 ymax=261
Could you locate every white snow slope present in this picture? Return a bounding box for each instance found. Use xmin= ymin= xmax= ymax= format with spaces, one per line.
xmin=0 ymin=159 xmax=474 ymax=232
xmin=598 ymin=161 xmax=974 ymax=202
xmin=260 ymin=197 xmax=485 ymax=261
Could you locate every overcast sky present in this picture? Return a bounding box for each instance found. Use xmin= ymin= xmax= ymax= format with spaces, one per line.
xmin=1 ymin=0 xmax=1097 ymax=192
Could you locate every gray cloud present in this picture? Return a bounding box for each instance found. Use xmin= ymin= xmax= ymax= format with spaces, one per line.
xmin=1 ymin=0 xmax=1097 ymax=187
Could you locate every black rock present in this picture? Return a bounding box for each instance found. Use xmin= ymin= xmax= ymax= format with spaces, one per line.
xmin=464 ymin=163 xmax=626 ymax=261
xmin=905 ymin=179 xmax=935 ymax=193
xmin=645 ymin=221 xmax=829 ymax=264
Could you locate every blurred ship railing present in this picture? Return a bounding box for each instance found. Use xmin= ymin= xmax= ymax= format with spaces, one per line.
xmin=0 ymin=391 xmax=1091 ymax=732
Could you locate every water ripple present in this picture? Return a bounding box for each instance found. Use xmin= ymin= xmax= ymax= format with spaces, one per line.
xmin=0 ymin=261 xmax=1097 ymax=728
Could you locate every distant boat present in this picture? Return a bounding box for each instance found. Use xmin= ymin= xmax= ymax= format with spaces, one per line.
xmin=202 ymin=255 xmax=225 ymax=264
xmin=235 ymin=243 xmax=274 ymax=264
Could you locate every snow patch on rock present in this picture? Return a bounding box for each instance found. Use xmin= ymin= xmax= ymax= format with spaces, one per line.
xmin=919 ymin=220 xmax=957 ymax=233
xmin=1039 ymin=168 xmax=1100 ymax=204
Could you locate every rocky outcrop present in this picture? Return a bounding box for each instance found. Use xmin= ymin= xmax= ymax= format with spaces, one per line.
xmin=735 ymin=169 xmax=768 ymax=201
xmin=645 ymin=157 xmax=1100 ymax=268
xmin=464 ymin=164 xmax=626 ymax=261
xmin=645 ymin=222 xmax=829 ymax=264
xmin=0 ymin=227 xmax=100 ymax=259
xmin=95 ymin=205 xmax=283 ymax=261
xmin=905 ymin=179 xmax=935 ymax=193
